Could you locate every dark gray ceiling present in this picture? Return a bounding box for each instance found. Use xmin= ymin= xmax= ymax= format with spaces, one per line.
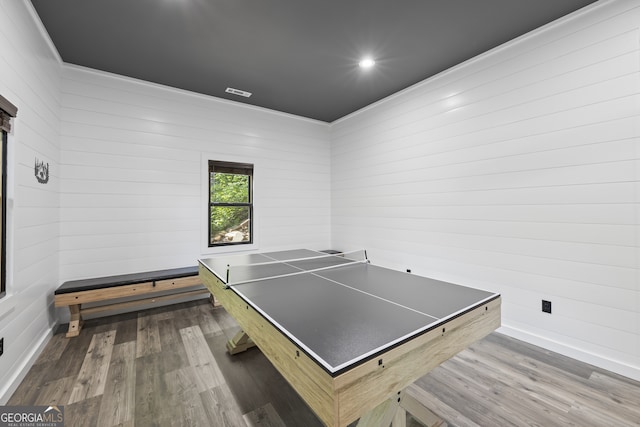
xmin=31 ymin=0 xmax=598 ymax=122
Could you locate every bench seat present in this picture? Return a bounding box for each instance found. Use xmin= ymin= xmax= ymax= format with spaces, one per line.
xmin=55 ymin=266 xmax=209 ymax=337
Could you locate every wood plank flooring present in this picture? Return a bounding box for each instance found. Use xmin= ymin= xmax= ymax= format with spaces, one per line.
xmin=8 ymin=299 xmax=640 ymax=426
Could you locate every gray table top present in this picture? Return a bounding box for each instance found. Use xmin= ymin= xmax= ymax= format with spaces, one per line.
xmin=199 ymin=249 xmax=499 ymax=375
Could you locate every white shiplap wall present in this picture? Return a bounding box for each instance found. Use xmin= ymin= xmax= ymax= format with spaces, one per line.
xmin=330 ymin=0 xmax=640 ymax=380
xmin=3 ymin=0 xmax=639 ymax=401
xmin=59 ymin=66 xmax=331 ymax=283
xmin=0 ymin=1 xmax=62 ymax=402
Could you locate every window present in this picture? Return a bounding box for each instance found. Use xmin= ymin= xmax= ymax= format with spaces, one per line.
xmin=0 ymin=94 xmax=17 ymax=299
xmin=208 ymin=160 xmax=253 ymax=247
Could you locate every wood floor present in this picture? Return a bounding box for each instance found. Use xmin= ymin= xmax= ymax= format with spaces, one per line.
xmin=8 ymin=299 xmax=640 ymax=427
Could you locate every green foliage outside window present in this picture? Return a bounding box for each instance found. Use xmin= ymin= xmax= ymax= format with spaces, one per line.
xmin=209 ymin=166 xmax=253 ymax=245
xmin=211 ymin=173 xmax=249 ymax=203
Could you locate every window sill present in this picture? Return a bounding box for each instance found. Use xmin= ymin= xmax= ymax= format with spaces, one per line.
xmin=201 ymin=242 xmax=259 ymax=257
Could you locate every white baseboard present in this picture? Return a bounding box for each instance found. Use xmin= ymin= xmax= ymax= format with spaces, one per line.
xmin=0 ymin=324 xmax=55 ymax=405
xmin=499 ymin=325 xmax=640 ymax=382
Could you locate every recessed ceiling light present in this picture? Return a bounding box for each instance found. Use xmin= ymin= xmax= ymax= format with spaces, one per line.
xmin=359 ymin=58 xmax=375 ymax=69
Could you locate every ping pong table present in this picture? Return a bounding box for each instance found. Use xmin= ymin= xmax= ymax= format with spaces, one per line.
xmin=198 ymin=249 xmax=501 ymax=427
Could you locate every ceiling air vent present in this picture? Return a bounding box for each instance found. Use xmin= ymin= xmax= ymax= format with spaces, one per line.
xmin=225 ymin=87 xmax=252 ymax=98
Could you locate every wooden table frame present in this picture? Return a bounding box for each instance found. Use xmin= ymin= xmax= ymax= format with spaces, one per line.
xmin=199 ymin=264 xmax=501 ymax=427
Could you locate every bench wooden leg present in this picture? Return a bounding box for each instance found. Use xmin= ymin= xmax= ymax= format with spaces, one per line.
xmin=66 ymin=304 xmax=84 ymax=338
xmin=226 ymin=330 xmax=255 ymax=354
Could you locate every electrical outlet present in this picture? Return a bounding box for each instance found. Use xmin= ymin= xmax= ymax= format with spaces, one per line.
xmin=0 ymin=337 xmax=3 ymax=356
xmin=542 ymin=300 xmax=552 ymax=314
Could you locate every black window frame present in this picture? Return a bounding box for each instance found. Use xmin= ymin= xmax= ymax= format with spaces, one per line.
xmin=0 ymin=129 xmax=6 ymax=298
xmin=208 ymin=160 xmax=254 ymax=247
xmin=0 ymin=94 xmax=15 ymax=300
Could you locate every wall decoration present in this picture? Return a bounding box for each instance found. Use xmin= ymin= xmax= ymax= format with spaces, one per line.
xmin=35 ymin=158 xmax=49 ymax=184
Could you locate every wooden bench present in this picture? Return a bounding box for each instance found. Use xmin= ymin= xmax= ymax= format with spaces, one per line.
xmin=54 ymin=266 xmax=210 ymax=337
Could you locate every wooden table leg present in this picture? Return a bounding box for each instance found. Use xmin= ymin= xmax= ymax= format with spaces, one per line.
xmin=357 ymin=386 xmax=447 ymax=427
xmin=393 ymin=406 xmax=407 ymax=427
xmin=66 ymin=304 xmax=84 ymax=338
xmin=399 ymin=385 xmax=447 ymax=427
xmin=209 ymin=294 xmax=221 ymax=307
xmin=356 ymin=394 xmax=401 ymax=426
xmin=226 ymin=330 xmax=256 ymax=354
